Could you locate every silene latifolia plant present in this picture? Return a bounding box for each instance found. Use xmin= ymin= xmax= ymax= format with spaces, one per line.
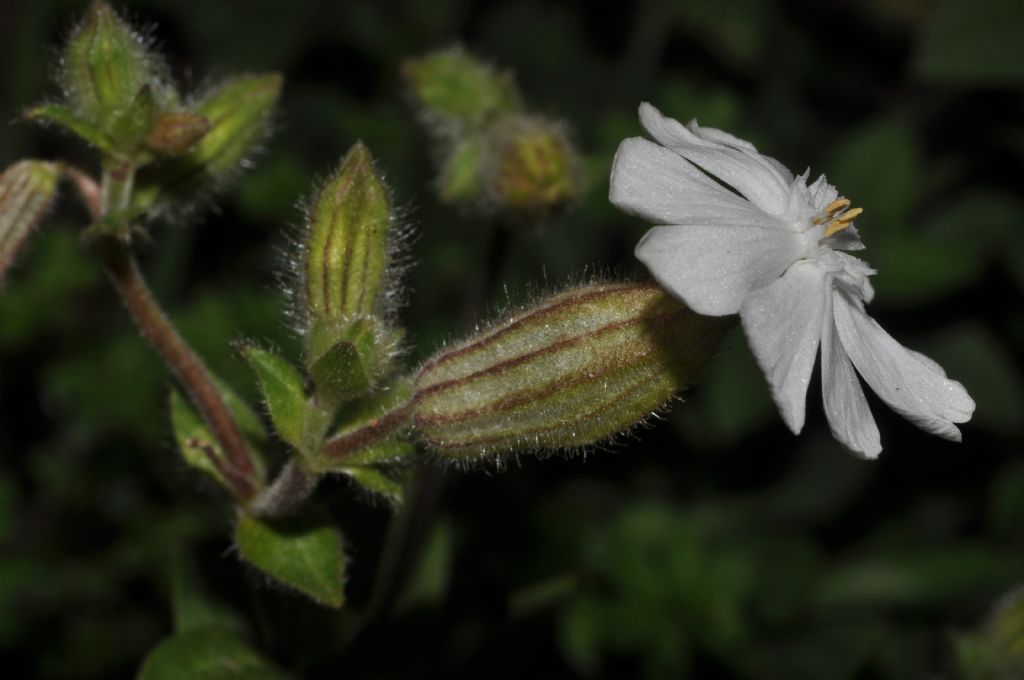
xmin=0 ymin=3 xmax=975 ymax=673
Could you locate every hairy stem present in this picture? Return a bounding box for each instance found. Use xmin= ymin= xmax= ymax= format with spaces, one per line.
xmin=320 ymin=401 xmax=414 ymax=460
xmin=248 ymin=459 xmax=320 ymax=517
xmin=100 ymin=159 xmax=135 ymax=220
xmin=80 ymin=162 xmax=262 ymax=501
xmin=96 ymin=238 xmax=261 ymax=500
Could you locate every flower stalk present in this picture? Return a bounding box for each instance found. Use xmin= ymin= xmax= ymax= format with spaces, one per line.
xmin=320 ymin=401 xmax=414 ymax=461
xmin=95 ymin=236 xmax=261 ymax=500
xmin=75 ymin=159 xmax=263 ymax=502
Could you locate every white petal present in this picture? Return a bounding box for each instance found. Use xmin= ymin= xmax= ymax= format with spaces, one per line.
xmin=638 ymin=103 xmax=793 ymax=216
xmin=820 ymin=292 xmax=881 ymax=458
xmin=740 ymin=260 xmax=827 ymax=434
xmin=637 ymin=223 xmax=803 ymax=316
xmin=807 ymin=173 xmax=839 ymax=212
xmin=610 ymin=137 xmax=779 ymax=227
xmin=832 ymin=291 xmax=976 ymax=441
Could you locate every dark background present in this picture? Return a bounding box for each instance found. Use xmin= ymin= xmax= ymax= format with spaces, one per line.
xmin=1 ymin=0 xmax=1022 ymax=677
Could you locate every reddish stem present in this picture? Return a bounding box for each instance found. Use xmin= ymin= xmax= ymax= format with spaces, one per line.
xmin=97 ymin=239 xmax=260 ymax=500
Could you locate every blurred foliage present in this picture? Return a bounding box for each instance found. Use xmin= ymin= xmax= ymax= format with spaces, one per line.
xmin=0 ymin=0 xmax=1021 ymax=678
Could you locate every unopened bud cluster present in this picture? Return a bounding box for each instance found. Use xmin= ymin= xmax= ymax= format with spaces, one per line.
xmin=412 ymin=281 xmax=730 ymax=458
xmin=24 ymin=2 xmax=281 ymax=225
xmin=403 ymin=47 xmax=581 ymax=217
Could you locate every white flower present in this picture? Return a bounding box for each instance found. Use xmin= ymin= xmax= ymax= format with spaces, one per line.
xmin=609 ymin=103 xmax=974 ymax=458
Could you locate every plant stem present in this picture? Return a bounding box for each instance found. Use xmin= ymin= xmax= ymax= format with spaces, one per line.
xmin=96 ymin=238 xmax=261 ymax=500
xmin=248 ymin=459 xmax=319 ymax=517
xmin=360 ymin=222 xmax=513 ymax=630
xmin=320 ymin=402 xmax=413 ymax=461
xmin=100 ymin=159 xmax=135 ymax=220
xmin=80 ymin=161 xmax=262 ymax=502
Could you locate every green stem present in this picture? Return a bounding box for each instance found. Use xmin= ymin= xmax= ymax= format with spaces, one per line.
xmin=100 ymin=159 xmax=135 ymax=219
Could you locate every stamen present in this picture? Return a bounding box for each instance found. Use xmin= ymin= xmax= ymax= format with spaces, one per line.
xmin=823 ymin=220 xmax=850 ymax=238
xmin=824 ymin=198 xmax=851 ymax=214
xmin=819 ymin=201 xmax=863 ymax=238
xmin=835 ymin=207 xmax=862 ymax=223
xmin=813 ymin=197 xmax=852 ymax=224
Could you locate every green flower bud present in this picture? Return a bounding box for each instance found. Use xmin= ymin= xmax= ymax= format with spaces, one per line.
xmin=301 ymin=143 xmax=401 ymax=403
xmin=438 ymin=135 xmax=485 ymax=203
xmin=108 ymin=85 xmax=159 ymax=155
xmin=132 ymin=73 xmax=282 ymax=212
xmin=402 ymin=46 xmax=521 ymax=132
xmin=0 ymin=161 xmax=60 ymax=286
xmin=61 ymin=2 xmax=161 ymax=127
xmin=412 ymin=281 xmax=731 ymax=458
xmin=304 ymin=143 xmax=392 ymax=324
xmin=145 ymin=111 xmax=210 ymax=157
xmin=482 ymin=114 xmax=580 ymax=215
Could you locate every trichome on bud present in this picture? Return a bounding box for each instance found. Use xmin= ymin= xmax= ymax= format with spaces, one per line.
xmin=298 ymin=143 xmax=403 ymax=404
xmin=0 ymin=161 xmax=61 ymax=286
xmin=412 ymin=281 xmax=731 ymax=458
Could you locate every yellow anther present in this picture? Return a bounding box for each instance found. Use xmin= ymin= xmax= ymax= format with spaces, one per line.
xmin=820 ymin=204 xmax=862 ymax=238
xmin=813 ymin=197 xmax=853 ymax=224
xmin=823 ymin=220 xmax=851 ymax=238
xmin=835 ymin=206 xmax=863 ymax=223
xmin=824 ymin=198 xmax=851 ymax=215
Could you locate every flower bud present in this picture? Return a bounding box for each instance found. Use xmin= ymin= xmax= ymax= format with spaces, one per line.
xmin=483 ymin=114 xmax=580 ymax=214
xmin=438 ymin=135 xmax=485 ymax=203
xmin=301 ymin=143 xmax=402 ymax=403
xmin=61 ymin=2 xmax=159 ymax=126
xmin=304 ymin=143 xmax=392 ymax=324
xmin=145 ymin=111 xmax=210 ymax=156
xmin=402 ymin=47 xmax=520 ymax=132
xmin=0 ymin=161 xmax=60 ymax=286
xmin=132 ymin=73 xmax=282 ymax=211
xmin=412 ymin=281 xmax=731 ymax=458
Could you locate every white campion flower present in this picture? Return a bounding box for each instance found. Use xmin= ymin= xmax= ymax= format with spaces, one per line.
xmin=609 ymin=103 xmax=974 ymax=458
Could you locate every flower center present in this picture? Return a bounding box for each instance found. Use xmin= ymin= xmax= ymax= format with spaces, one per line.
xmin=813 ymin=198 xmax=863 ymax=238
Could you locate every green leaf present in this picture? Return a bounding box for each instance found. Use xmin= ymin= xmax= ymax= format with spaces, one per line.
xmin=914 ymin=0 xmax=1024 ymax=86
xmin=167 ymin=556 xmax=245 ymax=635
xmin=169 ymin=386 xmax=267 ymax=492
xmin=235 ymin=512 xmax=346 ymax=608
xmin=212 ymin=376 xmax=268 ymax=448
xmin=340 ymin=466 xmax=405 ymax=507
xmin=241 ymin=345 xmax=308 ymax=450
xmin=326 ymin=439 xmax=415 ymax=468
xmin=138 ymin=627 xmax=291 ymax=680
xmin=169 ymin=389 xmax=232 ymax=490
xmin=23 ymin=104 xmax=118 ymax=155
xmin=813 ymin=546 xmax=1020 ymax=611
xmin=397 ymin=518 xmax=454 ymax=612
